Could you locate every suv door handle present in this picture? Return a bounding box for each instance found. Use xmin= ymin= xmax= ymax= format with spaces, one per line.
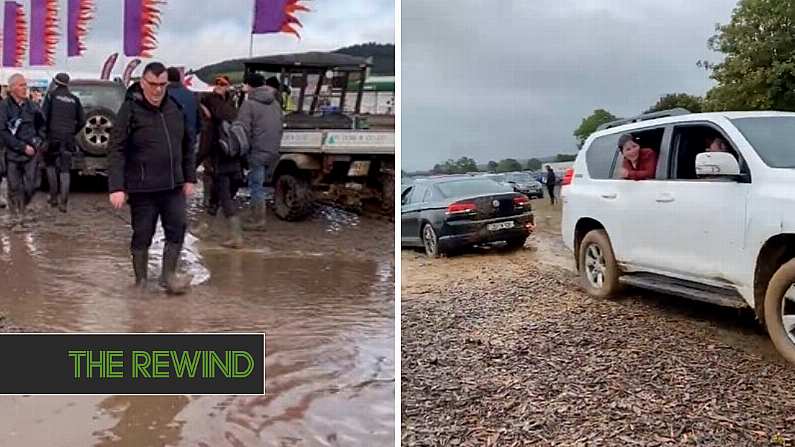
xmin=656 ymin=193 xmax=675 ymax=203
xmin=600 ymin=193 xmax=617 ymax=199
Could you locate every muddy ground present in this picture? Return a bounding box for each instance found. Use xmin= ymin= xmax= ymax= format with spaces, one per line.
xmin=0 ymin=181 xmax=395 ymax=447
xmin=402 ymin=200 xmax=795 ymax=446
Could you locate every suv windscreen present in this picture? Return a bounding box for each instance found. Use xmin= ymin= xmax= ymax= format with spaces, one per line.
xmin=70 ymin=84 xmax=125 ymax=111
xmin=437 ymin=179 xmax=512 ymax=197
xmin=732 ymin=117 xmax=795 ymax=168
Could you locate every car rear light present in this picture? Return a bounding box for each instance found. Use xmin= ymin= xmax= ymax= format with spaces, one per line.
xmin=513 ymin=195 xmax=530 ymax=207
xmin=446 ymin=202 xmax=477 ymax=215
xmin=562 ymin=168 xmax=574 ymax=186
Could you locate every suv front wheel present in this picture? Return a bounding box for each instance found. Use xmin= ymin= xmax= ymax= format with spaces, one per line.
xmin=579 ymin=229 xmax=621 ymax=298
xmin=764 ymin=259 xmax=795 ymax=365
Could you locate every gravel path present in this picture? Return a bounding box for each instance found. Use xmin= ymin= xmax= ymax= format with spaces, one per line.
xmin=401 ymin=255 xmax=795 ymax=446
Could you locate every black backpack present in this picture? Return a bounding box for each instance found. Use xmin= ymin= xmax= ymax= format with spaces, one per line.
xmin=218 ymin=120 xmax=250 ymax=158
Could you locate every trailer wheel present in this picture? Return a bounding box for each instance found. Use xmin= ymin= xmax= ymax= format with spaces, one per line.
xmin=273 ymin=173 xmax=313 ymax=221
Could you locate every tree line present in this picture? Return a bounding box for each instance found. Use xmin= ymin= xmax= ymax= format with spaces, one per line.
xmin=424 ymin=155 xmax=576 ymax=175
xmin=574 ymin=0 xmax=788 ymax=146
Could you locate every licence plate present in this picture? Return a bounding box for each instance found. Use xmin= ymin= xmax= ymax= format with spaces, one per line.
xmin=347 ymin=160 xmax=372 ymax=177
xmin=487 ymin=221 xmax=515 ymax=231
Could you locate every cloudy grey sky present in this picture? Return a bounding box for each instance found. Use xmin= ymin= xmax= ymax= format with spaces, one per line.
xmin=402 ymin=0 xmax=739 ymax=171
xmin=9 ymin=0 xmax=393 ymax=74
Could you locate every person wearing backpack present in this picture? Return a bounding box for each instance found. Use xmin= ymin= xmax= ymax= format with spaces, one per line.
xmin=238 ymin=72 xmax=283 ymax=231
xmin=197 ymin=76 xmax=244 ymax=248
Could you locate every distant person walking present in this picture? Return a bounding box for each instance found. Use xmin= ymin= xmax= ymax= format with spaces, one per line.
xmin=545 ymin=165 xmax=557 ymax=206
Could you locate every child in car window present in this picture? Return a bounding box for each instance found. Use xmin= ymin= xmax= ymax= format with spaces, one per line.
xmin=618 ymin=133 xmax=657 ymax=180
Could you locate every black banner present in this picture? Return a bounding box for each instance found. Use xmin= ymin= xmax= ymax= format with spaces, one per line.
xmin=0 ymin=334 xmax=265 ymax=395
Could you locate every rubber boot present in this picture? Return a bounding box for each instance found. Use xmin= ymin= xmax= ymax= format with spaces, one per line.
xmin=132 ymin=249 xmax=149 ymax=287
xmin=58 ymin=173 xmax=70 ymax=213
xmin=160 ymin=242 xmax=193 ymax=295
xmin=46 ymin=166 xmax=58 ymax=208
xmin=0 ymin=179 xmax=7 ymax=209
xmin=221 ymin=215 xmax=244 ymax=249
xmin=243 ymin=203 xmax=267 ymax=232
xmin=8 ymin=196 xmax=21 ymax=229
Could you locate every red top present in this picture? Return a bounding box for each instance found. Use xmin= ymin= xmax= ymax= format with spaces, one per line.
xmin=622 ymin=148 xmax=657 ymax=180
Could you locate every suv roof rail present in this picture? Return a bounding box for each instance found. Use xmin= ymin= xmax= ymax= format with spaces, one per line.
xmin=596 ymin=108 xmax=691 ymax=132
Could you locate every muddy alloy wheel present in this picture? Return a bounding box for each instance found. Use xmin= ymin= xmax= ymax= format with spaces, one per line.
xmin=578 ymin=229 xmax=621 ymax=298
xmin=78 ymin=108 xmax=115 ymax=156
xmin=273 ymin=173 xmax=313 ymax=221
xmin=422 ymin=223 xmax=441 ymax=258
xmin=764 ymin=258 xmax=795 ymax=365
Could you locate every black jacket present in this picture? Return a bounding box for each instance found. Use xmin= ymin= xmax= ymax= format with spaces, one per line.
xmin=546 ymin=170 xmax=556 ymax=186
xmin=197 ymin=91 xmax=240 ymax=175
xmin=108 ymin=82 xmax=196 ymax=193
xmin=42 ymin=85 xmax=86 ymax=143
xmin=0 ymin=96 xmax=46 ymax=163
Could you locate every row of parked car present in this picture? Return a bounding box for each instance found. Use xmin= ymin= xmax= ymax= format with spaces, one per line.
xmin=401 ymin=171 xmax=539 ymax=257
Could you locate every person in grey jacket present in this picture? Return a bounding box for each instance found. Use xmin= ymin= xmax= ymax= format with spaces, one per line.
xmin=237 ymin=73 xmax=283 ymax=231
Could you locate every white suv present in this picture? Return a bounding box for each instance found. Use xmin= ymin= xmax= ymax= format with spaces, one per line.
xmin=561 ymin=109 xmax=795 ymax=365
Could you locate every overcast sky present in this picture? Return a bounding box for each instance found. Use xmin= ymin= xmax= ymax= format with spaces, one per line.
xmin=402 ymin=0 xmax=739 ymax=171
xmin=7 ymin=0 xmax=394 ymax=73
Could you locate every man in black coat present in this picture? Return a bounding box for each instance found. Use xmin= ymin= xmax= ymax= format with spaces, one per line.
xmin=108 ymin=62 xmax=197 ymax=293
xmin=0 ymin=73 xmax=47 ymax=225
xmin=42 ymin=73 xmax=86 ymax=213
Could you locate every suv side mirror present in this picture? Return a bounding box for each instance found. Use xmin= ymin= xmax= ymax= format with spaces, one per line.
xmin=695 ymin=152 xmax=741 ymax=178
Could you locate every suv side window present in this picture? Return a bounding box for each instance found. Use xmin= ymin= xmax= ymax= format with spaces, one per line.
xmin=668 ymin=123 xmax=750 ymax=181
xmin=586 ymin=134 xmax=620 ymax=179
xmin=611 ymin=127 xmax=666 ymax=179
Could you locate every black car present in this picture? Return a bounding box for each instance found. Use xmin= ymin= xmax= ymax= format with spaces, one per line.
xmin=504 ymin=172 xmax=544 ymax=199
xmin=401 ymin=177 xmax=535 ymax=257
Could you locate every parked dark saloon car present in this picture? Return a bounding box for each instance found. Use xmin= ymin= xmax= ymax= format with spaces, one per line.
xmin=401 ymin=176 xmax=535 ymax=257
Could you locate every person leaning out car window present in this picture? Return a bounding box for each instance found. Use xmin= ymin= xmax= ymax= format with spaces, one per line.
xmin=618 ymin=133 xmax=657 ymax=180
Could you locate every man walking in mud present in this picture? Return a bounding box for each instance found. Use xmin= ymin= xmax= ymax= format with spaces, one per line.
xmin=0 ymin=73 xmax=46 ymax=227
xmin=108 ymin=62 xmax=196 ymax=294
xmin=42 ymin=73 xmax=86 ymax=213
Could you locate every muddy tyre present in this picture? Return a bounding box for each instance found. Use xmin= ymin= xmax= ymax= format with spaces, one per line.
xmin=422 ymin=223 xmax=442 ymax=258
xmin=78 ymin=107 xmax=115 ymax=156
xmin=578 ymin=229 xmax=621 ymax=298
xmin=763 ymin=258 xmax=795 ymax=365
xmin=505 ymin=236 xmax=527 ymax=250
xmin=273 ymin=173 xmax=313 ymax=221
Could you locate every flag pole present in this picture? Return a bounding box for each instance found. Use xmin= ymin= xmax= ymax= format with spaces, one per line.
xmin=249 ymin=0 xmax=255 ymax=58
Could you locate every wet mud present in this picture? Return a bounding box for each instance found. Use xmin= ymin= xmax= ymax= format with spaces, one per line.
xmin=0 ymin=187 xmax=395 ymax=446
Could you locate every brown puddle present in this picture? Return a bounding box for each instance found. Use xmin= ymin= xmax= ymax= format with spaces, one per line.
xmin=0 ymin=191 xmax=395 ymax=446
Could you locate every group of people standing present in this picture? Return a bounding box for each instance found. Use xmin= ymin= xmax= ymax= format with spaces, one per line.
xmin=0 ymin=61 xmax=284 ymax=295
